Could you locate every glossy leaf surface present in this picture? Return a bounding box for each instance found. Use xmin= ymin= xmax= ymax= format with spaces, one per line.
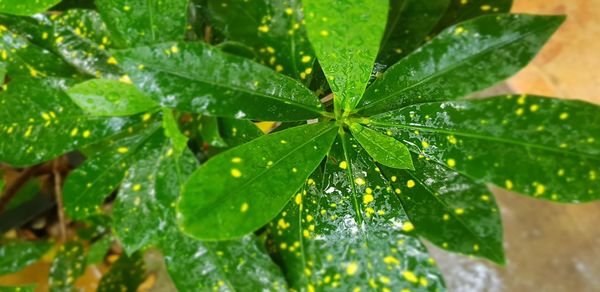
xmin=179 ymin=122 xmax=337 ymax=240
xmin=113 ymin=42 xmax=323 ymax=121
xmin=95 ymin=0 xmax=189 ymax=47
xmin=209 ymin=0 xmax=314 ymax=80
xmin=381 ymin=156 xmax=505 ymax=263
xmin=97 ymin=252 xmax=145 ymax=292
xmin=371 ymin=95 xmax=600 ymax=203
xmin=67 ymin=79 xmax=158 ymax=116
xmin=0 ymin=0 xmax=61 ymax=16
xmin=358 ymin=14 xmax=565 ymax=115
xmin=434 ymin=0 xmax=513 ymax=33
xmin=377 ymin=0 xmax=449 ymax=66
xmin=48 ymin=242 xmax=86 ymax=292
xmin=63 ymin=122 xmax=161 ymax=219
xmin=303 ymin=0 xmax=388 ymax=111
xmin=270 ymin=135 xmax=444 ymax=290
xmin=350 ymin=123 xmax=414 ymax=170
xmin=0 ymin=78 xmax=145 ymax=167
xmin=0 ymin=241 xmax=51 ymax=275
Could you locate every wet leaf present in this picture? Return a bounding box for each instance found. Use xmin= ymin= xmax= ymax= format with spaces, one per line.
xmin=162 ymin=109 xmax=188 ymax=156
xmin=97 ymin=252 xmax=145 ymax=292
xmin=113 ymin=41 xmax=324 ymax=121
xmin=199 ymin=116 xmax=228 ymax=148
xmin=67 ymin=79 xmax=159 ymax=116
xmin=377 ymin=0 xmax=450 ymax=66
xmin=95 ymin=0 xmax=188 ymax=48
xmin=87 ymin=236 xmax=113 ymax=264
xmin=381 ymin=156 xmax=505 ymax=264
xmin=0 ymin=241 xmax=51 ymax=275
xmin=0 ymin=0 xmax=61 ymax=16
xmin=48 ymin=242 xmax=86 ymax=292
xmin=63 ymin=122 xmax=161 ymax=219
xmin=433 ymin=0 xmax=513 ymax=33
xmin=357 ymin=14 xmax=565 ymax=115
xmin=370 ymin=95 xmax=600 ymax=203
xmin=0 ymin=77 xmax=146 ymax=167
xmin=178 ymin=122 xmax=338 ymax=240
xmin=218 ymin=118 xmax=264 ymax=147
xmin=270 ymin=134 xmax=445 ymax=290
xmin=209 ymin=0 xmax=314 ymax=81
xmin=303 ymin=0 xmax=388 ymax=111
xmin=350 ymin=122 xmax=414 ymax=170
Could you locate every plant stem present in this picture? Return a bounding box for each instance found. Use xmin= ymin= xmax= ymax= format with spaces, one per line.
xmin=53 ymin=158 xmax=67 ymax=243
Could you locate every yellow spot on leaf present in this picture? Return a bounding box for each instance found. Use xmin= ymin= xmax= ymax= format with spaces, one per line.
xmin=383 ymin=256 xmax=399 ymax=265
xmin=320 ymin=30 xmax=330 ymax=37
xmin=258 ymin=25 xmax=269 ymax=32
xmin=132 ymin=184 xmax=141 ymax=191
xmin=339 ymin=161 xmax=348 ymax=169
xmin=402 ymin=271 xmax=418 ymax=283
xmin=505 ymin=179 xmax=513 ymax=190
xmin=355 ymin=177 xmax=365 ymax=186
xmin=560 ymin=112 xmax=569 ymax=120
xmin=407 ymin=180 xmax=415 ymax=188
xmin=363 ymin=194 xmax=374 ymax=204
xmin=454 ymin=208 xmax=465 ymax=215
xmin=117 ymin=147 xmax=129 ymax=154
xmin=447 ymin=158 xmax=456 ymax=168
xmin=346 ymin=262 xmax=359 ymax=275
xmin=240 ymin=203 xmax=249 ymax=213
xmin=295 ymin=193 xmax=302 ymax=205
xmin=107 ymin=56 xmax=118 ymax=65
xmin=230 ymin=168 xmax=242 ymax=178
xmin=402 ymin=222 xmax=414 ymax=232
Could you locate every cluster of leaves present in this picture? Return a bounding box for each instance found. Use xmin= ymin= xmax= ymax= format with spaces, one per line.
xmin=1 ymin=0 xmax=599 ymax=291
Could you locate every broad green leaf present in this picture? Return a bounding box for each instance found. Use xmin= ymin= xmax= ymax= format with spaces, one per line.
xmin=377 ymin=0 xmax=449 ymax=66
xmin=199 ymin=116 xmax=228 ymax=148
xmin=0 ymin=241 xmax=51 ymax=275
xmin=350 ymin=122 xmax=414 ymax=170
xmin=95 ymin=0 xmax=189 ymax=47
xmin=75 ymin=215 xmax=111 ymax=240
xmin=218 ymin=118 xmax=264 ymax=147
xmin=0 ymin=0 xmax=61 ymax=16
xmin=209 ymin=0 xmax=315 ymax=81
xmin=113 ymin=42 xmax=324 ymax=121
xmin=0 ymin=286 xmax=36 ymax=292
xmin=87 ymin=236 xmax=113 ymax=264
xmin=97 ymin=252 xmax=145 ymax=292
xmin=357 ymin=14 xmax=565 ymax=115
xmin=370 ymin=95 xmax=600 ymax=203
xmin=162 ymin=109 xmax=188 ymax=156
xmin=48 ymin=242 xmax=86 ymax=292
xmin=63 ymin=122 xmax=161 ymax=219
xmin=160 ymin=232 xmax=287 ymax=291
xmin=0 ymin=77 xmax=146 ymax=167
xmin=67 ymin=79 xmax=159 ymax=116
xmin=303 ymin=0 xmax=388 ymax=111
xmin=0 ymin=25 xmax=76 ymax=78
xmin=433 ymin=0 xmax=513 ymax=33
xmin=381 ymin=156 xmax=505 ymax=264
xmin=4 ymin=179 xmax=40 ymax=211
xmin=178 ymin=122 xmax=338 ymax=240
xmin=270 ymin=135 xmax=445 ymax=290
xmin=0 ymin=10 xmax=120 ymax=78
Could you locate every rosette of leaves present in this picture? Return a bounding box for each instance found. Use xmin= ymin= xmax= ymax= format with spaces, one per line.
xmin=0 ymin=0 xmax=598 ymax=291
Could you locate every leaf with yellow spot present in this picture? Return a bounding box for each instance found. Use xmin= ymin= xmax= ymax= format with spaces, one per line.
xmin=0 ymin=240 xmax=52 ymax=276
xmin=350 ymin=123 xmax=414 ymax=170
xmin=433 ymin=0 xmax=513 ymax=34
xmin=48 ymin=242 xmax=86 ymax=292
xmin=179 ymin=122 xmax=337 ymax=240
xmin=97 ymin=252 xmax=145 ymax=292
xmin=0 ymin=0 xmax=62 ymax=16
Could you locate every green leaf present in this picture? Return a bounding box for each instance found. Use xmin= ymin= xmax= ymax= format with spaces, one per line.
xmin=370 ymin=95 xmax=600 ymax=203
xmin=0 ymin=77 xmax=147 ymax=167
xmin=208 ymin=0 xmax=315 ymax=81
xmin=48 ymin=242 xmax=86 ymax=292
xmin=0 ymin=0 xmax=61 ymax=16
xmin=4 ymin=179 xmax=40 ymax=211
xmin=160 ymin=232 xmax=287 ymax=291
xmin=95 ymin=0 xmax=189 ymax=47
xmin=218 ymin=118 xmax=264 ymax=147
xmin=67 ymin=79 xmax=159 ymax=116
xmin=199 ymin=116 xmax=228 ymax=148
xmin=433 ymin=0 xmax=513 ymax=33
xmin=0 ymin=240 xmax=51 ymax=275
xmin=97 ymin=252 xmax=145 ymax=292
xmin=381 ymin=156 xmax=505 ymax=264
xmin=377 ymin=0 xmax=450 ymax=66
xmin=0 ymin=286 xmax=36 ymax=292
xmin=270 ymin=134 xmax=445 ymax=290
xmin=178 ymin=122 xmax=338 ymax=240
xmin=162 ymin=109 xmax=188 ymax=156
xmin=349 ymin=122 xmax=414 ymax=170
xmin=87 ymin=236 xmax=113 ymax=264
xmin=113 ymin=41 xmax=324 ymax=121
xmin=303 ymin=0 xmax=388 ymax=111
xmin=357 ymin=14 xmax=565 ymax=115
xmin=63 ymin=121 xmax=161 ymax=219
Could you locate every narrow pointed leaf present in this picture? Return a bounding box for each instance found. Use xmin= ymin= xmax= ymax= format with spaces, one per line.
xmin=162 ymin=109 xmax=188 ymax=156
xmin=0 ymin=0 xmax=61 ymax=16
xmin=49 ymin=242 xmax=86 ymax=292
xmin=377 ymin=0 xmax=450 ymax=66
xmin=371 ymin=95 xmax=600 ymax=203
xmin=270 ymin=134 xmax=445 ymax=290
xmin=67 ymin=79 xmax=159 ymax=116
xmin=303 ymin=0 xmax=388 ymax=110
xmin=350 ymin=123 xmax=414 ymax=170
xmin=358 ymin=14 xmax=565 ymax=115
xmin=97 ymin=252 xmax=145 ymax=292
xmin=433 ymin=0 xmax=513 ymax=33
xmin=63 ymin=121 xmax=161 ymax=219
xmin=0 ymin=241 xmax=51 ymax=275
xmin=95 ymin=0 xmax=189 ymax=47
xmin=209 ymin=0 xmax=314 ymax=80
xmin=113 ymin=42 xmax=324 ymax=121
xmin=87 ymin=236 xmax=113 ymax=264
xmin=178 ymin=122 xmax=338 ymax=240
xmin=381 ymin=155 xmax=504 ymax=264
xmin=0 ymin=78 xmax=144 ymax=167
